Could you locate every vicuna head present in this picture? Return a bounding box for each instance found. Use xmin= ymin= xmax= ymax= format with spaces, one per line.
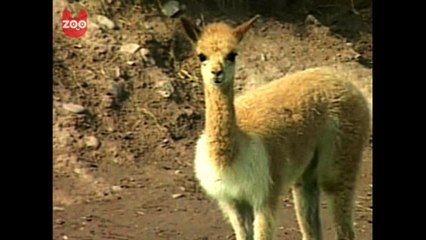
xmin=181 ymin=15 xmax=260 ymax=90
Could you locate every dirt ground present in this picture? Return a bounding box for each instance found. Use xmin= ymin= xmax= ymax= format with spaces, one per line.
xmin=53 ymin=0 xmax=372 ymax=239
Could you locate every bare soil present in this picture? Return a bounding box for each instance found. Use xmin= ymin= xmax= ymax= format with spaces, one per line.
xmin=53 ymin=0 xmax=372 ymax=239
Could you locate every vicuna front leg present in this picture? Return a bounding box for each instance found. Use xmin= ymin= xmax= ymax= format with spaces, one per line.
xmin=219 ymin=200 xmax=254 ymax=240
xmin=253 ymin=202 xmax=277 ymax=240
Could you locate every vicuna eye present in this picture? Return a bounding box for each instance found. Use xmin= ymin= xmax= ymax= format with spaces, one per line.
xmin=198 ymin=53 xmax=207 ymax=62
xmin=226 ymin=52 xmax=238 ymax=62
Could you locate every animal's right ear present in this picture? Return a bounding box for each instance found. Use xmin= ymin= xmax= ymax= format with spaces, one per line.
xmin=180 ymin=17 xmax=201 ymax=43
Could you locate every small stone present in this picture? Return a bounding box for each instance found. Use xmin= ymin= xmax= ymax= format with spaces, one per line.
xmin=161 ymin=1 xmax=182 ymax=17
xmin=95 ymin=15 xmax=115 ymax=29
xmin=346 ymin=42 xmax=354 ymax=47
xmin=172 ymin=193 xmax=184 ymax=199
xmin=305 ymin=14 xmax=320 ymax=25
xmin=111 ymin=185 xmax=122 ymax=192
xmin=53 ymin=206 xmax=65 ymax=211
xmin=174 ymin=170 xmax=182 ymax=174
xmin=140 ymin=48 xmax=150 ymax=61
xmin=119 ymin=43 xmax=141 ymax=54
xmin=73 ymin=168 xmax=83 ymax=175
xmin=156 ymin=80 xmax=174 ymax=98
xmin=62 ymin=103 xmax=86 ymax=114
xmin=55 ymin=219 xmax=66 ymax=225
xmin=144 ymin=22 xmax=153 ymax=30
xmin=85 ymin=136 xmax=100 ymax=149
xmin=62 ymin=236 xmax=68 ymax=240
xmin=115 ymin=67 xmax=121 ymax=79
xmin=179 ymin=186 xmax=186 ymax=192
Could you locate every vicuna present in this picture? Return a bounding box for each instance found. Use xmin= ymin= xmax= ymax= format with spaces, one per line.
xmin=181 ymin=15 xmax=370 ymax=240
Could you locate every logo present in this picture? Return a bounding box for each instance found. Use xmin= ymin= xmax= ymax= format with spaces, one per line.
xmin=62 ymin=8 xmax=87 ymax=38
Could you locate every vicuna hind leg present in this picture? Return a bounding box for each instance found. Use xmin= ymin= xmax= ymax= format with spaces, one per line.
xmin=219 ymin=200 xmax=254 ymax=240
xmin=292 ymin=151 xmax=322 ymax=240
xmin=318 ymin=135 xmax=365 ymax=240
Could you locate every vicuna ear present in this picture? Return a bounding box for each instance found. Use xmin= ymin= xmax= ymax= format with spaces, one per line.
xmin=233 ymin=15 xmax=260 ymax=42
xmin=180 ymin=17 xmax=201 ymax=43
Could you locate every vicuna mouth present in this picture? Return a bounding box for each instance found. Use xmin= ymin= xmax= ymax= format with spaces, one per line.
xmin=213 ymin=76 xmax=224 ymax=84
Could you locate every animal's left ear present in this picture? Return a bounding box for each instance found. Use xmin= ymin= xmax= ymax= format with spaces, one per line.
xmin=180 ymin=17 xmax=202 ymax=43
xmin=233 ymin=15 xmax=260 ymax=42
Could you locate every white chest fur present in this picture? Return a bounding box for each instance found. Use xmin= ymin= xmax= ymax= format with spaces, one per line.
xmin=194 ymin=133 xmax=272 ymax=208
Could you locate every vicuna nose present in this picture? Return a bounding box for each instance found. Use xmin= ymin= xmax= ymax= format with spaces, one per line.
xmin=211 ymin=69 xmax=223 ymax=76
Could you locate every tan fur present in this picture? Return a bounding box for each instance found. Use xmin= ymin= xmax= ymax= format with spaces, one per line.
xmin=197 ymin=23 xmax=239 ymax=61
xmin=182 ymin=16 xmax=370 ymax=240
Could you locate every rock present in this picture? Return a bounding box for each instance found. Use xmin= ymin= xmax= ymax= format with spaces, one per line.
xmin=114 ymin=67 xmax=121 ymax=79
xmin=144 ymin=22 xmax=153 ymax=30
xmin=305 ymin=14 xmax=320 ymax=26
xmin=119 ymin=43 xmax=141 ymax=54
xmin=62 ymin=103 xmax=86 ymax=114
xmin=161 ymin=1 xmax=182 ymax=17
xmin=140 ymin=48 xmax=150 ymax=60
xmin=73 ymin=168 xmax=83 ymax=175
xmin=172 ymin=193 xmax=184 ymax=199
xmin=85 ymin=136 xmax=100 ymax=149
xmin=53 ymin=206 xmax=65 ymax=211
xmin=55 ymin=219 xmax=65 ymax=225
xmin=111 ymin=185 xmax=122 ymax=192
xmin=95 ymin=15 xmax=115 ymax=29
xmin=156 ymin=80 xmax=174 ymax=98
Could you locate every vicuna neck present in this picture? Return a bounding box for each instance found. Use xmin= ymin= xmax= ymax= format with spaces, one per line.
xmin=204 ymin=84 xmax=239 ymax=168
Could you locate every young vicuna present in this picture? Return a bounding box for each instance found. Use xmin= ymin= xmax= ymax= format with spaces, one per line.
xmin=181 ymin=15 xmax=370 ymax=240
